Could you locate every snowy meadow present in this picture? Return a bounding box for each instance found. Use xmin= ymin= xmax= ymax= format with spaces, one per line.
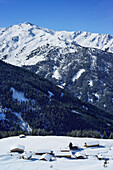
xmin=0 ymin=136 xmax=113 ymax=170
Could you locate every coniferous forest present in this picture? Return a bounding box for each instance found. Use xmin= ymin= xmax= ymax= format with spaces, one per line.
xmin=0 ymin=60 xmax=113 ymax=136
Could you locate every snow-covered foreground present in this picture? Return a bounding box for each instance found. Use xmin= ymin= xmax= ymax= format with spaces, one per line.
xmin=0 ymin=136 xmax=113 ymax=170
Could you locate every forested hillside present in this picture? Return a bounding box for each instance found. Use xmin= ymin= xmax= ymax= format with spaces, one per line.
xmin=0 ymin=60 xmax=113 ymax=135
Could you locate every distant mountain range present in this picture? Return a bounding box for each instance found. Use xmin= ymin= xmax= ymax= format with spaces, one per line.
xmin=0 ymin=22 xmax=113 ymax=132
xmin=0 ymin=22 xmax=113 ymax=66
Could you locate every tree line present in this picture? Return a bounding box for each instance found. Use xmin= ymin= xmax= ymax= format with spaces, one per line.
xmin=0 ymin=129 xmax=113 ymax=139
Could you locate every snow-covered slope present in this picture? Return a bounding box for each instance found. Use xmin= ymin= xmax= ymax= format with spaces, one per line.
xmin=0 ymin=22 xmax=113 ymax=115
xmin=0 ymin=136 xmax=113 ymax=170
xmin=0 ymin=22 xmax=113 ymax=66
xmin=0 ymin=105 xmax=31 ymax=132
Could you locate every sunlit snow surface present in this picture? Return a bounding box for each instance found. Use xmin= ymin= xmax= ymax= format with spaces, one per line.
xmin=0 ymin=136 xmax=113 ymax=170
xmin=72 ymin=69 xmax=85 ymax=82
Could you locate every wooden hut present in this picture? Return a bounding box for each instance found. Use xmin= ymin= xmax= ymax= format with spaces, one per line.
xmin=55 ymin=151 xmax=72 ymax=158
xmin=97 ymin=154 xmax=109 ymax=160
xmin=35 ymin=149 xmax=53 ymax=155
xmin=60 ymin=147 xmax=70 ymax=152
xmin=75 ymin=152 xmax=86 ymax=159
xmin=84 ymin=141 xmax=99 ymax=148
xmin=10 ymin=144 xmax=25 ymax=153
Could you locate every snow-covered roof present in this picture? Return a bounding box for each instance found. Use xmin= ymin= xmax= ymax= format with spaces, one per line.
xmin=55 ymin=151 xmax=72 ymax=157
xmin=60 ymin=147 xmax=70 ymax=152
xmin=35 ymin=149 xmax=53 ymax=155
xmin=10 ymin=144 xmax=25 ymax=151
xmin=22 ymin=151 xmax=32 ymax=160
xmin=85 ymin=141 xmax=99 ymax=146
xmin=39 ymin=153 xmax=52 ymax=161
xmin=75 ymin=152 xmax=86 ymax=158
xmin=97 ymin=153 xmax=109 ymax=160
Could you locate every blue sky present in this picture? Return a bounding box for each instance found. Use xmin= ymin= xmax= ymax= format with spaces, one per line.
xmin=0 ymin=0 xmax=113 ymax=35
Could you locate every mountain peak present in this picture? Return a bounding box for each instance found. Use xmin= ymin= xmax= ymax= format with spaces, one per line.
xmin=18 ymin=22 xmax=36 ymax=27
xmin=24 ymin=22 xmax=34 ymax=25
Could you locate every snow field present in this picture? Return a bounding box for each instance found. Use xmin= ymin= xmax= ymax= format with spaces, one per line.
xmin=0 ymin=136 xmax=113 ymax=169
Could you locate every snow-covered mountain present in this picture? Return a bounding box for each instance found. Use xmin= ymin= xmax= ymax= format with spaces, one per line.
xmin=0 ymin=22 xmax=113 ymax=66
xmin=0 ymin=22 xmax=113 ymax=114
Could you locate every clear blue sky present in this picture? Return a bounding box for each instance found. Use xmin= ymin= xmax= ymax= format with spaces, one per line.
xmin=0 ymin=0 xmax=113 ymax=35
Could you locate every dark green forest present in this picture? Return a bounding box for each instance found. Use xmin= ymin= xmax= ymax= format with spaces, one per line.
xmin=0 ymin=60 xmax=113 ymax=135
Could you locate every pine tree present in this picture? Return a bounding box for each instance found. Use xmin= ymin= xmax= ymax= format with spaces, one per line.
xmin=109 ymin=132 xmax=113 ymax=139
xmin=103 ymin=131 xmax=107 ymax=139
xmin=82 ymin=130 xmax=88 ymax=137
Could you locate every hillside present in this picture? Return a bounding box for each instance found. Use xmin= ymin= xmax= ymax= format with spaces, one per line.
xmin=0 ymin=22 xmax=113 ymax=114
xmin=0 ymin=60 xmax=113 ymax=135
xmin=0 ymin=136 xmax=113 ymax=170
xmin=23 ymin=45 xmax=113 ymax=115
